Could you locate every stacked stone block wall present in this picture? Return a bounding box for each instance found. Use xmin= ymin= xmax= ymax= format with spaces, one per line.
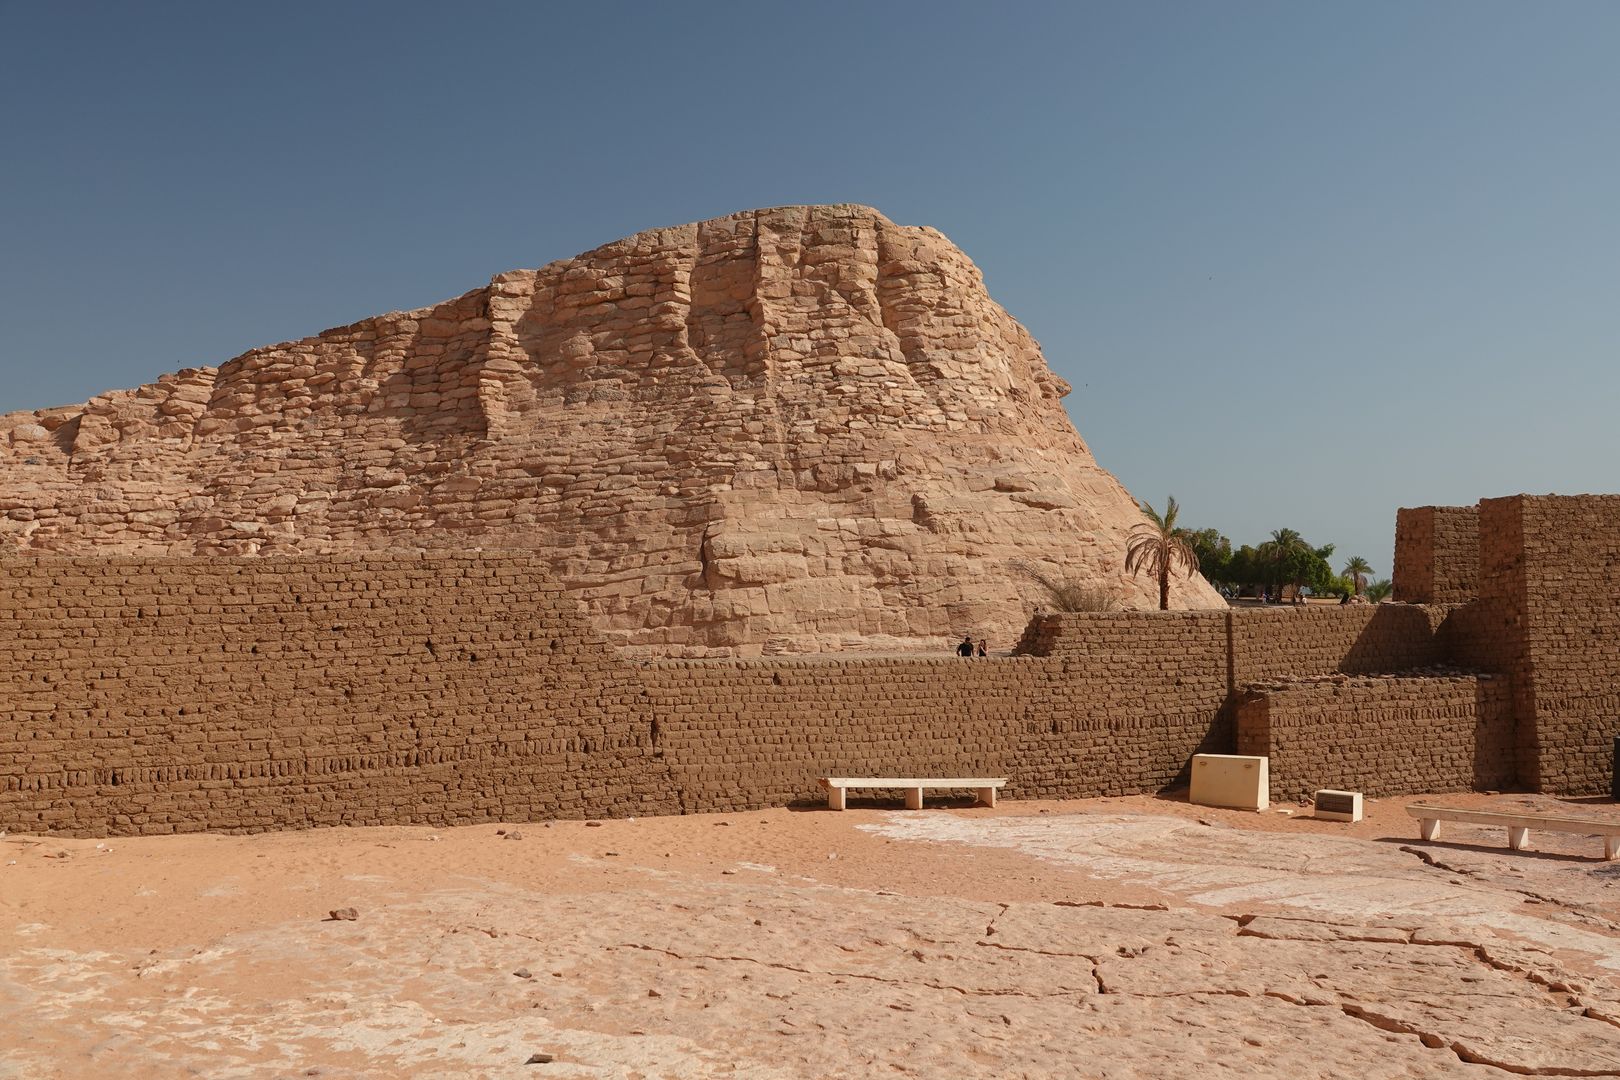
xmin=1222 ymin=606 xmax=1504 ymax=799
xmin=1500 ymin=496 xmax=1620 ymax=793
xmin=1394 ymin=506 xmax=1480 ymax=603
xmin=1228 ymin=605 xmax=1450 ymax=683
xmin=1235 ymin=676 xmax=1515 ymax=800
xmin=646 ymin=612 xmax=1233 ymax=812
xmin=8 ymin=492 xmax=1620 ymax=837
xmin=0 ymin=556 xmax=674 ymax=835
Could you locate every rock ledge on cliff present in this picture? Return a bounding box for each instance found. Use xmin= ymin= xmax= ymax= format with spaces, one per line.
xmin=0 ymin=205 xmax=1223 ymax=653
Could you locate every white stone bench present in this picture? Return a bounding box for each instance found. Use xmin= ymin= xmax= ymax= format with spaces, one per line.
xmin=820 ymin=777 xmax=1007 ymax=811
xmin=1406 ymin=803 xmax=1620 ymax=860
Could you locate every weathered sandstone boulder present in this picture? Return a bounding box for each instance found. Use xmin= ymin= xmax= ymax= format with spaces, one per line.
xmin=0 ymin=205 xmax=1223 ymax=653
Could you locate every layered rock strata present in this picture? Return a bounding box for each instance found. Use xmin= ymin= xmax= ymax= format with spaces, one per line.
xmin=0 ymin=205 xmax=1222 ymax=653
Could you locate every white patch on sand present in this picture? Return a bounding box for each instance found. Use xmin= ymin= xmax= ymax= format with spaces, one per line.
xmin=861 ymin=812 xmax=1620 ymax=968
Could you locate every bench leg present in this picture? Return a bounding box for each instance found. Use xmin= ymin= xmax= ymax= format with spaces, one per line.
xmin=1607 ymin=837 xmax=1619 ymax=861
xmin=905 ymin=787 xmax=924 ymax=810
xmin=827 ymin=786 xmax=846 ymax=811
xmin=1508 ymin=826 xmax=1530 ymax=851
xmin=976 ymin=786 xmax=996 ymax=809
xmin=1419 ymin=818 xmax=1440 ymax=842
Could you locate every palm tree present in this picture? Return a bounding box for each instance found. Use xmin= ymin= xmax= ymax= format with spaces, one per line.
xmin=1365 ymin=578 xmax=1393 ymax=603
xmin=1341 ymin=556 xmax=1373 ymax=596
xmin=1257 ymin=528 xmax=1307 ymax=600
xmin=1125 ymin=496 xmax=1200 ymax=611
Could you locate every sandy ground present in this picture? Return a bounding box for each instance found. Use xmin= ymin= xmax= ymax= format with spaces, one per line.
xmin=6 ymin=791 xmax=1620 ymax=1078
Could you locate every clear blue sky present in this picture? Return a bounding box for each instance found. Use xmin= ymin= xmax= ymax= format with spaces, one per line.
xmin=4 ymin=1 xmax=1617 ymax=576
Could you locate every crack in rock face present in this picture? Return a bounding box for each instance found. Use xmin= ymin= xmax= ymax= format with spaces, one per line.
xmin=7 ymin=811 xmax=1620 ymax=1077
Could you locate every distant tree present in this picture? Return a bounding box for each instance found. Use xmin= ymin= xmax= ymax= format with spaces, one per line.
xmin=1341 ymin=556 xmax=1374 ymax=596
xmin=1227 ymin=544 xmax=1264 ymax=593
xmin=1365 ymin=578 xmax=1394 ymax=603
xmin=1267 ymin=527 xmax=1306 ymax=553
xmin=1178 ymin=526 xmax=1363 ymax=602
xmin=1008 ymin=559 xmax=1120 ymax=612
xmin=1304 ymin=544 xmax=1337 ymax=593
xmin=1255 ymin=528 xmax=1304 ymax=595
xmin=1259 ymin=528 xmax=1305 ymax=589
xmin=1125 ymin=496 xmax=1200 ymax=611
xmin=1185 ymin=528 xmax=1233 ymax=586
xmin=1314 ymin=572 xmax=1355 ymax=599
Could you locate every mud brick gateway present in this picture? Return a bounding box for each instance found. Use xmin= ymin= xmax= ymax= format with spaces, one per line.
xmin=2 ymin=494 xmax=1617 ymax=837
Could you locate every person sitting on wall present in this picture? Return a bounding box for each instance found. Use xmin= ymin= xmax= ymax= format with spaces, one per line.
xmin=957 ymin=634 xmax=975 ymax=657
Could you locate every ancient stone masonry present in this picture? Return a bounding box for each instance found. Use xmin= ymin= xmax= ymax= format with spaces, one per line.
xmin=1395 ymin=494 xmax=1620 ymax=795
xmin=1236 ymin=675 xmax=1514 ymax=800
xmin=0 ymin=560 xmax=1236 ymax=835
xmin=1393 ymin=506 xmax=1479 ymax=603
xmin=1228 ymin=604 xmax=1450 ymax=683
xmin=0 ymin=205 xmax=1222 ymax=657
xmin=1479 ymin=495 xmax=1620 ymax=793
xmin=0 ymin=556 xmax=678 ymax=834
xmin=3 ymin=496 xmax=1618 ymax=836
xmin=0 ymin=554 xmax=1480 ymax=837
xmin=645 ymin=612 xmax=1235 ymax=815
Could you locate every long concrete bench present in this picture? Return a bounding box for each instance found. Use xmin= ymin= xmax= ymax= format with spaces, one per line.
xmin=820 ymin=777 xmax=1007 ymax=811
xmin=1405 ymin=803 xmax=1620 ymax=860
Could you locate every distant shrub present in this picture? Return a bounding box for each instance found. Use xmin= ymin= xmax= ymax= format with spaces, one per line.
xmin=1311 ymin=573 xmax=1354 ymax=600
xmin=1009 ymin=559 xmax=1122 ymax=613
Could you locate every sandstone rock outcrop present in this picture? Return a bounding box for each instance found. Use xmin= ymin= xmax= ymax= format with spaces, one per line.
xmin=0 ymin=204 xmax=1222 ymax=653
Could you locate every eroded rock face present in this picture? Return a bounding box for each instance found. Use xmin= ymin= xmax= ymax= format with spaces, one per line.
xmin=0 ymin=205 xmax=1222 ymax=654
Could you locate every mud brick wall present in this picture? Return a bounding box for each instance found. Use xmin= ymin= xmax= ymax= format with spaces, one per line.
xmin=0 ymin=555 xmax=675 ymax=836
xmin=1394 ymin=505 xmax=1480 ymax=603
xmin=645 ymin=612 xmax=1234 ymax=812
xmin=1229 ymin=605 xmax=1450 ymax=683
xmin=1493 ymin=495 xmax=1620 ymax=793
xmin=12 ymin=507 xmax=1607 ymax=836
xmin=1026 ymin=606 xmax=1451 ymax=682
xmin=643 ymin=657 xmax=1044 ymax=811
xmin=950 ymin=613 xmax=1235 ymax=798
xmin=1236 ymin=676 xmax=1515 ymax=800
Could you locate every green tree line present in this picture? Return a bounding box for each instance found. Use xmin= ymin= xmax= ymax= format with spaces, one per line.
xmin=1183 ymin=523 xmax=1391 ymax=601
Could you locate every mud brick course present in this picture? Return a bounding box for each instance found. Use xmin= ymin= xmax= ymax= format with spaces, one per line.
xmin=1394 ymin=505 xmax=1479 ymax=603
xmin=0 ymin=555 xmax=675 ymax=835
xmin=644 ymin=612 xmax=1234 ymax=814
xmin=1236 ymin=675 xmax=1514 ymax=800
xmin=1229 ymin=605 xmax=1451 ymax=682
xmin=4 ymin=492 xmax=1619 ymax=836
xmin=1477 ymin=495 xmax=1620 ymax=793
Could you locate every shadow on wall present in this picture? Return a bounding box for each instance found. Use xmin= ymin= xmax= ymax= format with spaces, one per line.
xmin=1474 ymin=680 xmax=1518 ymax=791
xmin=1164 ymin=707 xmax=1238 ymax=793
xmin=1341 ymin=604 xmax=1450 ymax=673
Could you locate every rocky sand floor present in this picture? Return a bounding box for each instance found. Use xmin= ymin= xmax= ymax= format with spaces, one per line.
xmin=5 ymin=792 xmax=1620 ymax=1078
